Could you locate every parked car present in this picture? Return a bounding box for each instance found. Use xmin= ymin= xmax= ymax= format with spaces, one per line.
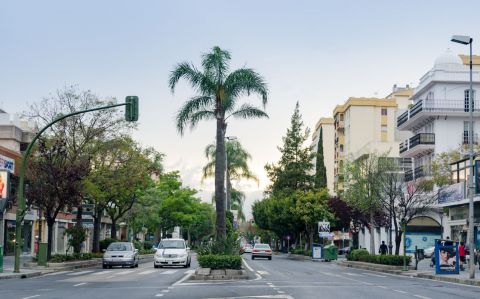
xmin=252 ymin=243 xmax=272 ymax=260
xmin=242 ymin=244 xmax=253 ymax=253
xmin=424 ymin=246 xmax=435 ymax=258
xmin=154 ymin=238 xmax=191 ymax=268
xmin=102 ymin=242 xmax=139 ymax=269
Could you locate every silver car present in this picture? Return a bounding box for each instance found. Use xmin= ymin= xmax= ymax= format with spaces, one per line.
xmin=154 ymin=238 xmax=191 ymax=268
xmin=102 ymin=242 xmax=139 ymax=269
xmin=252 ymin=243 xmax=272 ymax=260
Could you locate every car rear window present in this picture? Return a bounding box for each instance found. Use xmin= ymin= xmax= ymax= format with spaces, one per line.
xmin=107 ymin=243 xmax=132 ymax=251
xmin=254 ymin=244 xmax=270 ymax=249
xmin=158 ymin=240 xmax=185 ymax=249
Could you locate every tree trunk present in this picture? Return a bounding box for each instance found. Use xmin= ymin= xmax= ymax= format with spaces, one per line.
xmin=92 ymin=209 xmax=102 ymax=253
xmin=46 ymin=218 xmax=55 ymax=260
xmin=74 ymin=205 xmax=83 ymax=254
xmin=187 ymin=229 xmax=191 ymax=246
xmin=369 ymin=212 xmax=375 ymax=254
xmin=309 ymin=229 xmax=314 ymax=251
xmin=111 ymin=218 xmax=117 ymax=239
xmin=226 ymin=174 xmax=232 ymax=211
xmin=395 ymin=231 xmax=402 ymax=255
xmin=214 ymin=116 xmax=226 ymax=240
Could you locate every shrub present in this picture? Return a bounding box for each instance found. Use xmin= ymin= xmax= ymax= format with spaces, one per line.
xmin=49 ymin=252 xmax=98 ymax=263
xmin=139 ymin=248 xmax=156 ymax=255
xmin=100 ymin=238 xmax=118 ymax=251
xmin=144 ymin=240 xmax=156 ymax=250
xmin=197 ymin=255 xmax=242 ymax=270
xmin=347 ymin=249 xmax=411 ymax=266
xmin=133 ymin=240 xmax=143 ymax=250
xmin=197 ymin=233 xmax=241 ymax=256
xmin=290 ymin=248 xmax=311 ymax=256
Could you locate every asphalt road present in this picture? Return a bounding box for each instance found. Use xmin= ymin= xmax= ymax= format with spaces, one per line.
xmin=1 ymin=254 xmax=480 ymax=299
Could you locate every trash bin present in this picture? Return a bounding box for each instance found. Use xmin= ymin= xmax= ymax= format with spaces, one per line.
xmin=416 ymin=248 xmax=425 ymax=260
xmin=323 ymin=244 xmax=338 ymax=261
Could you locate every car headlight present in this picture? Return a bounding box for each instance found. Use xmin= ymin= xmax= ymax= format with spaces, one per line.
xmin=180 ymin=253 xmax=188 ymax=258
xmin=155 ymin=253 xmax=163 ymax=258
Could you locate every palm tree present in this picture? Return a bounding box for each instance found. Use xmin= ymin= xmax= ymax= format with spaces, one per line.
xmin=169 ymin=46 xmax=268 ymax=239
xmin=202 ymin=139 xmax=259 ymax=220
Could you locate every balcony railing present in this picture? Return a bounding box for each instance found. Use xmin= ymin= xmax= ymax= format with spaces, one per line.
xmin=404 ymin=169 xmax=414 ymax=182
xmin=399 ymin=133 xmax=435 ymax=156
xmin=397 ymin=98 xmax=480 ymax=128
xmin=404 ymin=165 xmax=429 ymax=182
xmin=462 ymin=132 xmax=479 ymax=145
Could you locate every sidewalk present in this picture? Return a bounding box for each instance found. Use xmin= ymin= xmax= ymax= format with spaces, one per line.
xmin=413 ymin=259 xmax=480 ymax=286
xmin=1 ymin=254 xmax=44 ymax=280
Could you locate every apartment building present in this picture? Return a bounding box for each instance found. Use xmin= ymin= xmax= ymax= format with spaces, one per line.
xmin=397 ymin=49 xmax=480 ymax=245
xmin=310 ymin=117 xmax=335 ymax=195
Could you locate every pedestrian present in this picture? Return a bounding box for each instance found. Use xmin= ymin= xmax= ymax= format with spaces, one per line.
xmin=458 ymin=242 xmax=466 ymax=271
xmin=379 ymin=241 xmax=388 ymax=255
xmin=476 ymin=248 xmax=480 ymax=270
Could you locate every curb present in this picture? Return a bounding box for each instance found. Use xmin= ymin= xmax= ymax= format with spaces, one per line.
xmin=0 ymin=271 xmax=43 ymax=280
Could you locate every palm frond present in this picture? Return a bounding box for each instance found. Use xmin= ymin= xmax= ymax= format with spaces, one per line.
xmin=187 ymin=110 xmax=216 ymax=131
xmin=202 ymin=46 xmax=231 ymax=84
xmin=169 ymin=62 xmax=214 ymax=94
xmin=201 ymin=160 xmax=216 ymax=183
xmin=224 ymin=68 xmax=268 ymax=108
xmin=176 ymin=96 xmax=215 ymax=135
xmin=227 ymin=104 xmax=269 ymax=120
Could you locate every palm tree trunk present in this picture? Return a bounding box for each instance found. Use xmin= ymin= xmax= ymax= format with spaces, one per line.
xmin=226 ymin=174 xmax=232 ymax=211
xmin=214 ymin=116 xmax=226 ymax=240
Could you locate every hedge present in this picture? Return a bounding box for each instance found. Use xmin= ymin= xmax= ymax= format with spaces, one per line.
xmin=197 ymin=255 xmax=242 ymax=270
xmin=347 ymin=249 xmax=411 ymax=266
xmin=49 ymin=252 xmax=103 ymax=263
xmin=290 ymin=248 xmax=311 ymax=256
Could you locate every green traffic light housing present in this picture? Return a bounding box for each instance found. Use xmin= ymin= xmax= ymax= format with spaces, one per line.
xmin=125 ymin=96 xmax=139 ymax=122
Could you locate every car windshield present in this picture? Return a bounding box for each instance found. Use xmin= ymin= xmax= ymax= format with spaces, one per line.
xmin=255 ymin=244 xmax=270 ymax=249
xmin=158 ymin=240 xmax=185 ymax=249
xmin=107 ymin=243 xmax=132 ymax=251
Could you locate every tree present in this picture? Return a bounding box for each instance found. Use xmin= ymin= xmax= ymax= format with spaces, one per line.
xmin=343 ymin=154 xmax=385 ymax=254
xmin=26 ymin=138 xmax=89 ymax=259
xmin=169 ymin=46 xmax=269 ymax=240
xmin=202 ymin=139 xmax=259 ymax=216
xmin=314 ymin=128 xmax=327 ymax=189
xmin=291 ymin=189 xmax=333 ymax=250
xmin=265 ymin=102 xmax=314 ymax=194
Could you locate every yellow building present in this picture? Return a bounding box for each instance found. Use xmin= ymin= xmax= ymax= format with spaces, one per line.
xmin=333 ymin=87 xmax=413 ymax=193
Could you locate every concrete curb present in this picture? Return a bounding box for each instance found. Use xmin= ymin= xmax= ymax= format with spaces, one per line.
xmin=287 ymin=253 xmax=311 ymax=260
xmin=336 ymin=260 xmax=415 ymax=275
xmin=0 ymin=271 xmax=44 ymax=280
xmin=190 ymin=268 xmax=249 ymax=280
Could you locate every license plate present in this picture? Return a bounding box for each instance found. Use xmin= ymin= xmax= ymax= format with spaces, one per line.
xmin=168 ymin=261 xmax=173 ymax=265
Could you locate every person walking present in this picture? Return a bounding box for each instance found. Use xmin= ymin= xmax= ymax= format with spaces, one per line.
xmin=458 ymin=242 xmax=466 ymax=271
xmin=379 ymin=241 xmax=388 ymax=255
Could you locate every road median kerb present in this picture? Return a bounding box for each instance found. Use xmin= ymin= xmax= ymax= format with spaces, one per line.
xmin=417 ymin=273 xmax=480 ymax=287
xmin=287 ymin=253 xmax=311 ymax=260
xmin=191 ymin=267 xmax=248 ymax=280
xmin=336 ymin=260 xmax=415 ymax=274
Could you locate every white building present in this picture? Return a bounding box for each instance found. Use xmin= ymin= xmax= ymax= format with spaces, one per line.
xmin=397 ymin=49 xmax=480 ymax=246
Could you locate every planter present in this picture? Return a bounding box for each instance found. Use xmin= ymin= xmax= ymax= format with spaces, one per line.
xmin=190 ymin=267 xmax=249 ymax=280
xmin=337 ymin=260 xmax=414 ymax=273
xmin=287 ymin=253 xmax=311 ymax=260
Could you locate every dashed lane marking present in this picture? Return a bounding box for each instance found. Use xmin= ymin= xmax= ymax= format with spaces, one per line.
xmin=376 ymin=285 xmax=387 ymax=289
xmin=21 ymin=296 xmax=40 ymax=299
xmin=393 ymin=290 xmax=407 ymax=294
xmin=413 ymin=295 xmax=432 ymax=299
xmin=362 ymin=272 xmax=387 ymax=278
xmin=66 ymin=270 xmax=94 ymax=276
xmin=73 ymin=283 xmax=87 ymax=287
xmin=343 ymin=272 xmax=362 ymax=276
xmin=138 ymin=270 xmax=156 ymax=275
xmin=155 ymin=294 xmax=164 ymax=297
xmin=161 ymin=270 xmax=178 ymax=275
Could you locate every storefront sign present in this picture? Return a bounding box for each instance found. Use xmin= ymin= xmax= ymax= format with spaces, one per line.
xmin=438 ymin=182 xmax=465 ymax=204
xmin=0 ymin=154 xmax=15 ymax=173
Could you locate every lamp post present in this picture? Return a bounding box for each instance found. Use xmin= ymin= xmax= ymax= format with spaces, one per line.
xmin=451 ymin=35 xmax=475 ymax=279
xmin=225 ymin=136 xmax=237 ymax=211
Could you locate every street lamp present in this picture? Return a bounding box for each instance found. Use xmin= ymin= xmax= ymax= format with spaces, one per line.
xmin=225 ymin=136 xmax=237 ymax=211
xmin=451 ymin=34 xmax=475 ymax=279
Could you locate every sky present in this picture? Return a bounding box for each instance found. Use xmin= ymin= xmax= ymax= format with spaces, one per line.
xmin=1 ymin=1 xmax=479 ymax=218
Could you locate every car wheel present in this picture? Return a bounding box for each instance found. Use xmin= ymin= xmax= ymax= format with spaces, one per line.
xmin=102 ymin=265 xmax=107 ymax=269
xmin=154 ymin=264 xmax=159 ymax=269
xmin=108 ymin=265 xmax=113 ymax=269
xmin=252 ymin=256 xmax=255 ymax=260
xmin=268 ymin=257 xmax=272 ymax=260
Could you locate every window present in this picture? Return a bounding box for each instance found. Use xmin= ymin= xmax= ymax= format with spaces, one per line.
xmin=381 ymin=108 xmax=388 ymax=116
xmin=464 ymin=90 xmax=476 ymax=112
xmin=463 ymin=121 xmax=476 ymax=144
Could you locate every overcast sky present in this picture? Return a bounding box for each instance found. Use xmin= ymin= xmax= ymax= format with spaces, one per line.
xmin=1 ymin=1 xmax=479 ymax=218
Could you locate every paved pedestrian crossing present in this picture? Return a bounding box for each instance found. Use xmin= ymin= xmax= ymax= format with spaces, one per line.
xmin=44 ymin=267 xmax=184 ymax=281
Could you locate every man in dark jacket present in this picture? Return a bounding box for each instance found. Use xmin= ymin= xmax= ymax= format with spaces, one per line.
xmin=379 ymin=241 xmax=388 ymax=255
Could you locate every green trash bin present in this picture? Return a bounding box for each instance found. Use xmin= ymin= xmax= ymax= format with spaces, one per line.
xmin=38 ymin=243 xmax=48 ymax=266
xmin=323 ymin=244 xmax=338 ymax=261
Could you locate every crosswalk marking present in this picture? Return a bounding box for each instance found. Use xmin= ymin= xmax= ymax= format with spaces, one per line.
xmin=184 ymin=270 xmax=195 ymax=274
xmin=92 ymin=271 xmax=111 ymax=275
xmin=161 ymin=270 xmax=178 ymax=275
xmin=67 ymin=270 xmax=94 ymax=276
xmin=115 ymin=270 xmax=134 ymax=275
xmin=257 ymin=271 xmax=269 ymax=275
xmin=138 ymin=270 xmax=156 ymax=275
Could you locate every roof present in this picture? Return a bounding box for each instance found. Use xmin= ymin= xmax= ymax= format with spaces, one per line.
xmin=459 ymin=54 xmax=480 ymax=65
xmin=334 ymin=97 xmax=397 ymax=116
xmin=314 ymin=117 xmax=334 ymax=131
xmin=388 ymin=88 xmax=414 ymax=98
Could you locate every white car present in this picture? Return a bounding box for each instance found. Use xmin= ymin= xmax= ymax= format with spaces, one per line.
xmin=154 ymin=238 xmax=191 ymax=268
xmin=243 ymin=244 xmax=253 ymax=253
xmin=423 ymin=246 xmax=435 ymax=258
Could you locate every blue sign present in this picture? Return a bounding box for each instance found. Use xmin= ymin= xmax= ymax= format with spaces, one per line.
xmin=312 ymin=244 xmax=323 ymax=259
xmin=434 ymin=239 xmax=459 ymax=275
xmin=405 ymin=232 xmax=440 ymax=253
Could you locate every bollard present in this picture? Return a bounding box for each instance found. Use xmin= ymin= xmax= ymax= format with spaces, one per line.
xmin=0 ymin=245 xmax=3 ymax=273
xmin=38 ymin=243 xmax=48 ymax=266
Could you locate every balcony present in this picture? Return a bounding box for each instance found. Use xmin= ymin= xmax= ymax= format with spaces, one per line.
xmin=399 ymin=133 xmax=435 ymax=158
xmin=404 ymin=165 xmax=429 ymax=182
xmin=397 ymin=98 xmax=480 ymax=131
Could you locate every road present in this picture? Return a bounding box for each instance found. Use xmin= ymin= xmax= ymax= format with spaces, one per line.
xmin=1 ymin=254 xmax=480 ymax=299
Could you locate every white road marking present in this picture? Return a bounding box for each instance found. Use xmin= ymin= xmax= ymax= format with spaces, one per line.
xmin=362 ymin=272 xmax=387 ymax=278
xmin=172 ymin=269 xmax=195 ymax=286
xmin=44 ymin=271 xmax=72 ymax=276
xmin=67 ymin=270 xmax=94 ymax=276
xmin=344 ymin=272 xmax=361 ymax=276
xmin=21 ymin=296 xmax=40 ymax=299
xmin=242 ymin=258 xmax=254 ymax=271
xmin=92 ymin=270 xmax=113 ymax=275
xmin=73 ymin=283 xmax=87 ymax=287
xmin=414 ymin=295 xmax=432 ymax=299
xmin=161 ymin=290 xmax=170 ymax=293
xmin=138 ymin=270 xmax=156 ymax=275
xmin=393 ymin=290 xmax=407 ymax=294
xmin=184 ymin=270 xmax=195 ymax=274
xmin=115 ymin=270 xmax=133 ymax=275
xmin=278 ymin=291 xmax=285 ymax=294
xmin=155 ymin=294 xmax=164 ymax=297
xmin=257 ymin=271 xmax=269 ymax=275
xmin=161 ymin=270 xmax=178 ymax=275
xmin=376 ymin=285 xmax=387 ymax=289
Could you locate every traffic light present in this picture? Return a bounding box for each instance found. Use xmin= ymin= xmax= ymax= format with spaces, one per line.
xmin=125 ymin=96 xmax=139 ymax=122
